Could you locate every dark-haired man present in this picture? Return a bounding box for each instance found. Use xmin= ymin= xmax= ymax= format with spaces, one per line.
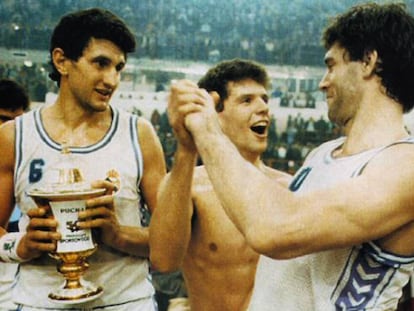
xmin=0 ymin=8 xmax=165 ymax=310
xmin=150 ymin=59 xmax=290 ymax=311
xmin=168 ymin=3 xmax=414 ymax=310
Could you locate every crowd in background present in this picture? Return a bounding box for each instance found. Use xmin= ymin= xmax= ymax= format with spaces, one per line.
xmin=0 ymin=59 xmax=340 ymax=175
xmin=147 ymin=108 xmax=340 ymax=174
xmin=3 ymin=0 xmax=414 ymax=67
xmin=0 ymin=0 xmax=367 ymax=175
xmin=0 ymin=62 xmax=50 ymax=102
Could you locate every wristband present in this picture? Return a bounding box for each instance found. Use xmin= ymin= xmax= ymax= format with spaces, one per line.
xmin=0 ymin=232 xmax=28 ymax=263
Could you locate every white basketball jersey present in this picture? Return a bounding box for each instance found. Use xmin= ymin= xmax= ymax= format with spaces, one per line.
xmin=249 ymin=137 xmax=414 ymax=311
xmin=0 ymin=263 xmax=18 ymax=310
xmin=13 ymin=107 xmax=154 ymax=308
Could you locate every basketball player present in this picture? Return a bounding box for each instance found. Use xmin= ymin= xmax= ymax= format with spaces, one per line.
xmin=0 ymin=8 xmax=165 ymax=310
xmin=167 ymin=3 xmax=414 ymax=310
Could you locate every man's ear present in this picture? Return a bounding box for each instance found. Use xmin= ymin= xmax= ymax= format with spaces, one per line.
xmin=362 ymin=49 xmax=380 ymax=78
xmin=209 ymin=91 xmax=223 ymax=112
xmin=52 ymin=48 xmax=69 ymax=76
xmin=210 ymin=91 xmax=220 ymax=106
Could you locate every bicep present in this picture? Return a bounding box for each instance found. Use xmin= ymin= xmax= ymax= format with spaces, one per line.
xmin=295 ymin=147 xmax=414 ymax=254
xmin=254 ymin=145 xmax=414 ymax=259
xmin=137 ymin=118 xmax=166 ymax=213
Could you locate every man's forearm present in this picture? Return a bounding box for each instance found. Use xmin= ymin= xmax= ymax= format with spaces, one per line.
xmin=149 ymin=146 xmax=197 ymax=271
xmin=113 ymin=226 xmax=150 ymax=257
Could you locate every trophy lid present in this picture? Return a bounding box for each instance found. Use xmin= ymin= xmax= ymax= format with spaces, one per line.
xmin=27 ymin=142 xmax=104 ymax=198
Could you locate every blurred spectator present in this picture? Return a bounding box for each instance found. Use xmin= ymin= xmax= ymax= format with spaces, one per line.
xmin=0 ymin=78 xmax=29 ymax=125
xmin=0 ymin=62 xmax=49 ymax=103
xmin=0 ymin=1 xmax=347 ymax=175
xmin=2 ymin=0 xmax=409 ymax=66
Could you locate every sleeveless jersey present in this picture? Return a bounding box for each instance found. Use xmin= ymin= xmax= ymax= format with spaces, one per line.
xmin=249 ymin=136 xmax=414 ymax=311
xmin=13 ymin=107 xmax=154 ymax=308
xmin=0 ymin=263 xmax=18 ymax=310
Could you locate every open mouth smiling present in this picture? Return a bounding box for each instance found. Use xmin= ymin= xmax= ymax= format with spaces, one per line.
xmin=250 ymin=121 xmax=268 ymax=135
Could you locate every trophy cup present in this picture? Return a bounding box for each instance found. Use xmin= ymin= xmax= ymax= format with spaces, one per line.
xmin=27 ymin=146 xmax=105 ymax=303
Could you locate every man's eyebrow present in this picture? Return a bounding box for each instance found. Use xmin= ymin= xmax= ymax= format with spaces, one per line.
xmin=236 ymin=92 xmax=269 ymax=100
xmin=92 ymin=55 xmax=110 ymax=61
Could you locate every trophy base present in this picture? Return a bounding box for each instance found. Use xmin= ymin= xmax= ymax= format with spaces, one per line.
xmin=48 ymin=278 xmax=103 ymax=304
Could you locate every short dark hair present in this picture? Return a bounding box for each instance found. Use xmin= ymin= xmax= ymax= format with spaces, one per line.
xmin=49 ymin=7 xmax=136 ymax=86
xmin=322 ymin=2 xmax=414 ymax=113
xmin=198 ymin=59 xmax=270 ymax=112
xmin=0 ymin=78 xmax=30 ymax=111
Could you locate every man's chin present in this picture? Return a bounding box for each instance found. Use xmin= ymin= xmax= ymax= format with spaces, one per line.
xmin=93 ymin=101 xmax=111 ymax=112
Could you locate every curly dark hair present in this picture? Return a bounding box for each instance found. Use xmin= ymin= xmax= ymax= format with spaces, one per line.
xmin=49 ymin=8 xmax=136 ymax=86
xmin=322 ymin=2 xmax=414 ymax=113
xmin=198 ymin=58 xmax=270 ymax=112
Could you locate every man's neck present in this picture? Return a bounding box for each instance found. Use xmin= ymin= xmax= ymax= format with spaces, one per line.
xmin=339 ymin=99 xmax=408 ymax=156
xmin=40 ymin=102 xmax=113 ymax=147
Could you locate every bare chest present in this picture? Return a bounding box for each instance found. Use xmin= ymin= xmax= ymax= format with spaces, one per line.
xmin=190 ymin=185 xmax=256 ymax=262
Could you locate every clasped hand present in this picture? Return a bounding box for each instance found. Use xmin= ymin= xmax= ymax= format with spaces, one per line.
xmin=168 ymin=80 xmax=220 ymax=150
xmin=19 ymin=179 xmax=119 ymax=261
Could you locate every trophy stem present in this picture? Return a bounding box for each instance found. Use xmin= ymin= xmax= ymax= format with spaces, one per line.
xmin=48 ymin=249 xmax=103 ymax=303
xmin=58 ymin=259 xmax=88 ymax=289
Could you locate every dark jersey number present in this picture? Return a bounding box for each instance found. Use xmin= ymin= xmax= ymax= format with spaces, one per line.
xmin=29 ymin=159 xmax=45 ymax=183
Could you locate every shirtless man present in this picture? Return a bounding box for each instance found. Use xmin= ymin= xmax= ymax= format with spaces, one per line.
xmin=150 ymin=59 xmax=291 ymax=311
xmin=166 ymin=3 xmax=414 ymax=310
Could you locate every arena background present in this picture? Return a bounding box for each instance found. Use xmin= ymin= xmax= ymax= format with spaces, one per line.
xmin=2 ymin=0 xmax=414 ymax=309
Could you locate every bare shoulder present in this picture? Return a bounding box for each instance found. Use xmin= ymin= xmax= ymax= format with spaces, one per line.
xmin=262 ymin=164 xmax=292 ymax=188
xmin=137 ymin=116 xmax=156 ymax=135
xmin=370 ymin=141 xmax=414 ymax=254
xmin=0 ymin=120 xmax=15 ymax=136
xmin=0 ymin=121 xmax=16 ymax=168
xmin=136 ymin=116 xmax=163 ymax=150
xmin=0 ymin=121 xmax=16 ymax=152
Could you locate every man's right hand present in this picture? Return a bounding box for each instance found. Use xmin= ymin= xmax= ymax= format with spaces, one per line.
xmin=168 ymin=80 xmax=204 ymax=154
xmin=168 ymin=79 xmax=221 ymax=153
xmin=18 ymin=207 xmax=60 ymax=260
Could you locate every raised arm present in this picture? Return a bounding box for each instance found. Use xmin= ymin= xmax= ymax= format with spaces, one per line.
xmin=149 ymin=145 xmax=197 ymax=272
xmin=150 ymin=85 xmax=200 ymax=271
xmin=171 ymin=80 xmax=414 ymax=259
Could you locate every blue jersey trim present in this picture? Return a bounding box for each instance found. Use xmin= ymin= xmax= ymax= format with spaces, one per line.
xmin=332 ymin=246 xmax=397 ymax=310
xmin=33 ymin=107 xmax=120 ymax=154
xmin=14 ymin=116 xmax=23 ymax=185
xmin=129 ymin=114 xmax=142 ymax=186
xmin=364 ymin=242 xmax=414 ymax=266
